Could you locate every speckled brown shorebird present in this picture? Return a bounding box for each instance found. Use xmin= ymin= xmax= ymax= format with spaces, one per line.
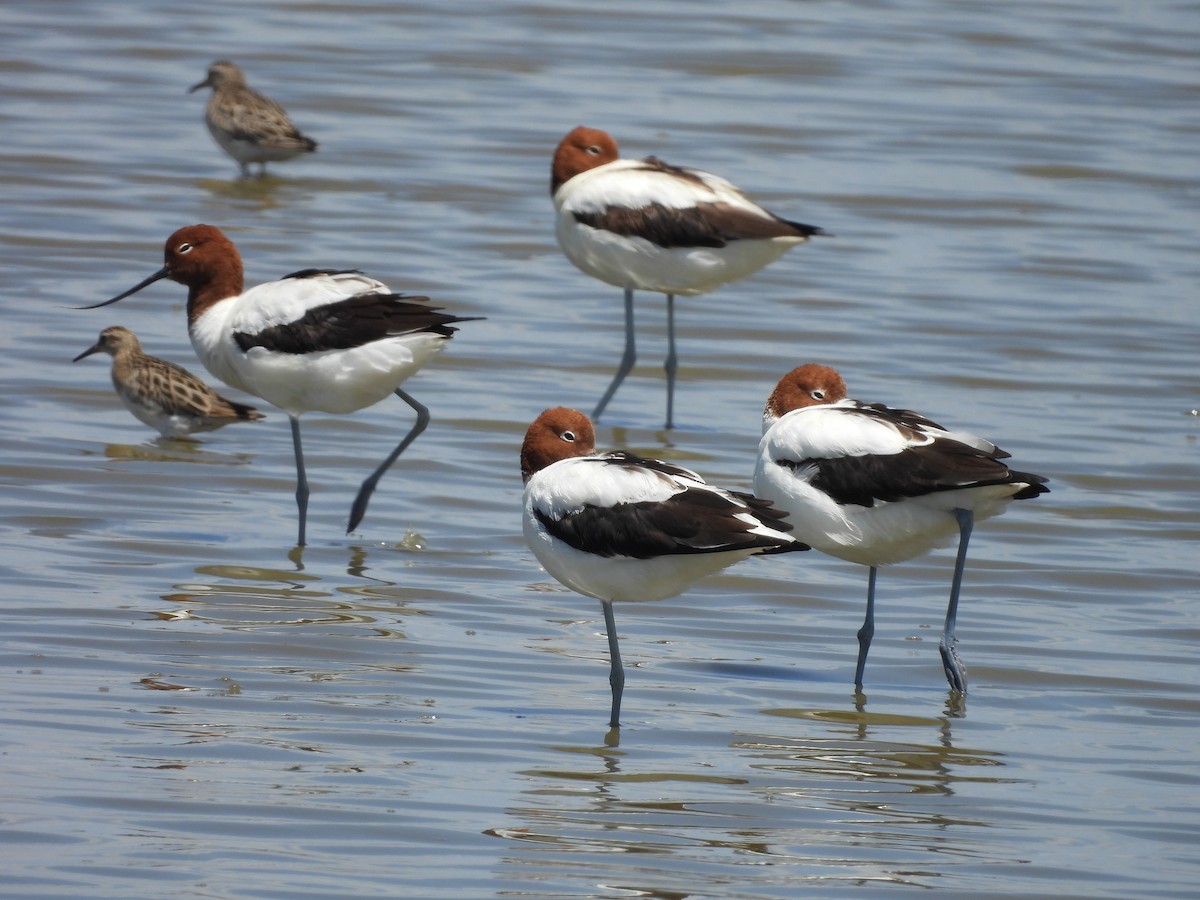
xmin=189 ymin=60 xmax=317 ymax=177
xmin=74 ymin=326 xmax=264 ymax=439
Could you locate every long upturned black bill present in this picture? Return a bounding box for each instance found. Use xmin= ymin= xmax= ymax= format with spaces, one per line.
xmin=74 ymin=266 xmax=171 ymax=310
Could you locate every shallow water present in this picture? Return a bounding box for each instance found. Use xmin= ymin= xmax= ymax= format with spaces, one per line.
xmin=1 ymin=0 xmax=1197 ymax=897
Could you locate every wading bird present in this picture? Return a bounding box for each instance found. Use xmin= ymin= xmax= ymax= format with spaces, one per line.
xmin=522 ymin=406 xmax=807 ymax=726
xmin=189 ymin=60 xmax=317 ymax=177
xmin=81 ymin=224 xmax=478 ymax=546
xmin=551 ymin=125 xmax=826 ymax=428
xmin=754 ymin=364 xmax=1048 ymax=693
xmin=74 ymin=325 xmax=264 ymax=439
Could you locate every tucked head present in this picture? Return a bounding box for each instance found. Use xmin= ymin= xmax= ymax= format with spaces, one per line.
xmin=551 ymin=126 xmax=620 ymax=194
xmin=74 ymin=325 xmax=141 ymax=362
xmin=520 ymin=406 xmax=597 ymax=481
xmin=189 ymin=60 xmax=246 ymax=94
xmin=765 ymin=364 xmax=848 ymax=420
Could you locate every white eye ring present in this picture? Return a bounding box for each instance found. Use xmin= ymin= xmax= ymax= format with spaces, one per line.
xmin=810 ymin=389 xmax=826 ymax=400
xmin=177 ymin=242 xmax=194 ymax=254
xmin=561 ymin=429 xmax=576 ymax=443
xmin=586 ymin=144 xmax=601 ymax=156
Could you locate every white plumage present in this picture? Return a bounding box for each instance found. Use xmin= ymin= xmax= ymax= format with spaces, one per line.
xmin=192 ymin=271 xmax=449 ymax=416
xmin=525 ymin=454 xmax=794 ymax=604
xmin=554 ymin=159 xmax=810 ymax=295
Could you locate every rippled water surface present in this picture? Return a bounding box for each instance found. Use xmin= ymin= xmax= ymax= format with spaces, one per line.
xmin=2 ymin=1 xmax=1197 ymax=897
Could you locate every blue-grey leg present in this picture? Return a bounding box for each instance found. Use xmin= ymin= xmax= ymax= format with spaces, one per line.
xmin=592 ymin=287 xmax=637 ymax=422
xmin=855 ymin=566 xmax=879 ymax=690
xmin=939 ymin=507 xmax=974 ymax=693
xmin=663 ymin=292 xmax=677 ymax=429
xmin=347 ymin=388 xmax=430 ymax=534
xmin=601 ymin=600 xmax=625 ymax=728
xmin=289 ymin=415 xmax=309 ymax=547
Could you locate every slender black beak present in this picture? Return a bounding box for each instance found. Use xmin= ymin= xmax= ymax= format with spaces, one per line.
xmin=74 ymin=266 xmax=171 ymax=310
xmin=188 ymin=76 xmax=211 ymax=94
xmin=73 ymin=342 xmax=103 ymax=363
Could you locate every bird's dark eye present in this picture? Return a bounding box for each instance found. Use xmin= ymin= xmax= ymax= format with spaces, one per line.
xmin=177 ymin=242 xmax=194 ymax=254
xmin=811 ymin=389 xmax=826 ymax=401
xmin=561 ymin=429 xmax=576 ymax=443
xmin=586 ymin=144 xmax=601 ymax=156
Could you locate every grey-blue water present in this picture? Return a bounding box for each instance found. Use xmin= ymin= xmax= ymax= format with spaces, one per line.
xmin=1 ymin=1 xmax=1197 ymax=897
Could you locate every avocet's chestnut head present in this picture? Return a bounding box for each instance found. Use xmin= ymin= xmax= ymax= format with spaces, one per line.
xmin=157 ymin=224 xmax=243 ymax=292
xmin=551 ymin=126 xmax=620 ymax=194
xmin=78 ymin=224 xmax=244 ymax=312
xmin=520 ymin=406 xmax=597 ymax=482
xmin=763 ymin=364 xmax=848 ymax=429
